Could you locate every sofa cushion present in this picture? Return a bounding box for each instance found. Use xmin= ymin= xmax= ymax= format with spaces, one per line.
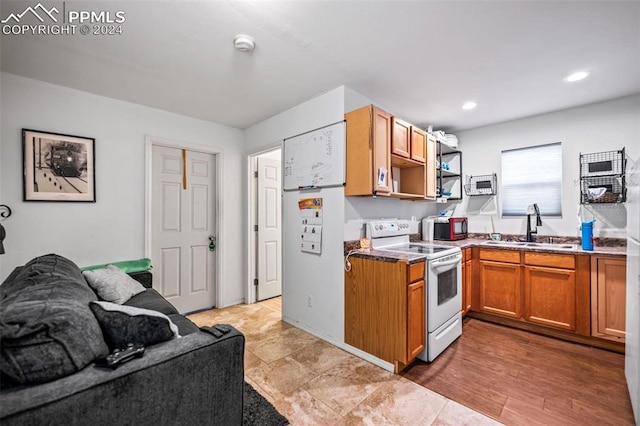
xmin=83 ymin=265 xmax=146 ymax=304
xmin=124 ymin=288 xmax=180 ymax=315
xmin=168 ymin=314 xmax=199 ymax=336
xmin=90 ymin=301 xmax=180 ymax=350
xmin=0 ymin=254 xmax=109 ymax=385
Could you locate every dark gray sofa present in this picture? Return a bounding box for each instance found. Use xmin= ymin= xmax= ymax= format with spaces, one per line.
xmin=0 ymin=254 xmax=244 ymax=425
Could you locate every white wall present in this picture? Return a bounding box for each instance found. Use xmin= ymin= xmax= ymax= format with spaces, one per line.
xmin=244 ymin=86 xmax=346 ymax=342
xmin=0 ymin=73 xmax=246 ymax=307
xmin=454 ymin=95 xmax=640 ymax=239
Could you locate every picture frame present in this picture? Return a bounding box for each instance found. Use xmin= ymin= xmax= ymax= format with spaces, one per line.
xmin=22 ymin=129 xmax=96 ymax=202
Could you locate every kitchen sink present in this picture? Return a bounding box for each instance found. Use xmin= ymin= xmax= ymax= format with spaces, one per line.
xmin=482 ymin=241 xmax=527 ymax=247
xmin=481 ymin=240 xmax=577 ymax=250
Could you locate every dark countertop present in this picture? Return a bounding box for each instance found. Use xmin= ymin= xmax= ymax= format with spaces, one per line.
xmin=431 ymin=238 xmax=627 ymax=256
xmin=345 ymin=238 xmax=626 ymax=260
xmin=347 ymin=249 xmax=426 ymax=264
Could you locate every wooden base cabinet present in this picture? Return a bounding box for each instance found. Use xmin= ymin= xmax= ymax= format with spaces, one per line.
xmin=474 ymin=249 xmax=590 ymax=337
xmin=478 ymin=249 xmax=521 ymax=319
xmin=591 ymin=256 xmax=626 ymax=343
xmin=407 ymin=280 xmax=426 ymax=360
xmin=462 ymin=248 xmax=472 ymax=316
xmin=524 ymin=266 xmax=577 ymax=331
xmin=345 ymin=256 xmax=425 ymax=371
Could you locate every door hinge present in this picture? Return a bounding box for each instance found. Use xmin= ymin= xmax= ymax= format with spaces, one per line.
xmin=254 ymin=171 xmax=258 ymax=178
xmin=254 ymin=279 xmax=258 ymax=286
xmin=254 ymin=224 xmax=258 ymax=232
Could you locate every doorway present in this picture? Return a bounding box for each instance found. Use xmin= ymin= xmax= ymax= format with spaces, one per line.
xmin=146 ymin=138 xmax=220 ymax=314
xmin=248 ymin=147 xmax=282 ymax=303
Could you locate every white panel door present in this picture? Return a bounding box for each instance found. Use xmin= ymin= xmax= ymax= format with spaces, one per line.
xmin=152 ymin=145 xmax=216 ymax=313
xmin=257 ymin=157 xmax=282 ymax=301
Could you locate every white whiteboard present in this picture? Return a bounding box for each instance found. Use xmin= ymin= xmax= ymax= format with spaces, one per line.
xmin=283 ymin=121 xmax=345 ymax=190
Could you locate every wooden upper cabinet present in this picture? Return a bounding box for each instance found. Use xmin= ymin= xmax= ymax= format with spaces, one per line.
xmin=425 ymin=134 xmax=437 ymax=199
xmin=345 ymin=105 xmax=392 ymax=196
xmin=410 ymin=127 xmax=427 ymax=163
xmin=372 ymin=107 xmax=393 ymax=194
xmin=391 ymin=117 xmax=411 ymax=158
xmin=345 ymin=105 xmax=427 ymax=199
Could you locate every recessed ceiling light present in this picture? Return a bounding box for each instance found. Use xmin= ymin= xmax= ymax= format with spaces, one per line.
xmin=234 ymin=34 xmax=255 ymax=52
xmin=462 ymin=101 xmax=477 ymax=110
xmin=564 ymin=71 xmax=589 ymax=82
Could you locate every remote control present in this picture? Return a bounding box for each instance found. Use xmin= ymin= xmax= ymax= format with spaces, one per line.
xmin=96 ymin=343 xmax=145 ymax=369
xmin=214 ymin=324 xmax=232 ymax=335
xmin=200 ymin=326 xmax=223 ymax=338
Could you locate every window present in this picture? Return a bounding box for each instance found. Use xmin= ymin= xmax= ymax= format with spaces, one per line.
xmin=501 ymin=142 xmax=562 ymax=216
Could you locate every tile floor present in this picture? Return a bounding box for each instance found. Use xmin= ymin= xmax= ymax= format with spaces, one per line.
xmin=188 ymin=297 xmax=502 ymax=425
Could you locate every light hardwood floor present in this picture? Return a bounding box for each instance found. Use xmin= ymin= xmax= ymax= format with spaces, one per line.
xmin=402 ymin=318 xmax=635 ymax=425
xmin=188 ymin=297 xmax=500 ymax=425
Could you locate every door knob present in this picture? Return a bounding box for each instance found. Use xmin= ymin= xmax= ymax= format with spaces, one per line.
xmin=208 ymin=236 xmax=216 ymax=251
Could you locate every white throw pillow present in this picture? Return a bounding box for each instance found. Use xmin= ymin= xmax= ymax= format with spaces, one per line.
xmin=83 ymin=264 xmax=146 ymax=304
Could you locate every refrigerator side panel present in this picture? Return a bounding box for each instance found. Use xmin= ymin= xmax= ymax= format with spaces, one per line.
xmin=627 ymin=153 xmax=639 ymax=241
xmin=626 ymin=238 xmax=640 ymax=424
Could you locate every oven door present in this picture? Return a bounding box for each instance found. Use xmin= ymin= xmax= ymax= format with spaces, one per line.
xmin=427 ymin=252 xmax=462 ymax=332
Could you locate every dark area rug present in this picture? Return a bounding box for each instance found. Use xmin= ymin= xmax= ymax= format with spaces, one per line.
xmin=243 ymin=381 xmax=289 ymax=426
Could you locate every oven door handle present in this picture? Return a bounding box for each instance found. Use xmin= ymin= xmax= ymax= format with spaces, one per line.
xmin=431 ymin=256 xmax=462 ymax=268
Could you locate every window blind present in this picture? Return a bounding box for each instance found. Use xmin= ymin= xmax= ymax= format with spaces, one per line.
xmin=501 ymin=142 xmax=562 ymax=216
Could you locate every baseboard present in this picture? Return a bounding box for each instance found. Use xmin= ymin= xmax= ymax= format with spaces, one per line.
xmin=282 ymin=315 xmax=395 ymax=373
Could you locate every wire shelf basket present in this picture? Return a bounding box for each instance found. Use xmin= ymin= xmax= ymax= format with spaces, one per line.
xmin=464 ymin=173 xmax=497 ymax=196
xmin=580 ymin=149 xmax=625 ymax=177
xmin=580 ymin=176 xmax=626 ymax=204
xmin=579 ymin=148 xmax=626 ymax=204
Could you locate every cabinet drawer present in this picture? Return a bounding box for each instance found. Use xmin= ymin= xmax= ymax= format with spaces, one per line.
xmin=525 ymin=252 xmax=575 ymax=269
xmin=479 ymin=249 xmax=520 ymax=264
xmin=408 ymin=261 xmax=425 ymax=283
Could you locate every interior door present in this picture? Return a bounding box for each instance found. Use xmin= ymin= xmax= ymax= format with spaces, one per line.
xmin=152 ymin=145 xmax=216 ymax=313
xmin=257 ymin=156 xmax=282 ymax=301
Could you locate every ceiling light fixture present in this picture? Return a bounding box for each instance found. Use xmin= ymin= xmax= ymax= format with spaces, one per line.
xmin=564 ymin=71 xmax=589 ymax=82
xmin=462 ymin=101 xmax=477 ymax=110
xmin=234 ymin=34 xmax=255 ymax=52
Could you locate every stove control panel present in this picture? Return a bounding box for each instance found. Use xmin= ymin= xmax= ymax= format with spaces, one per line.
xmin=366 ymin=220 xmax=411 ymax=238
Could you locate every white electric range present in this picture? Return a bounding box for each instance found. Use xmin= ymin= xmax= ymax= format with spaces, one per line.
xmin=366 ymin=220 xmax=463 ymax=362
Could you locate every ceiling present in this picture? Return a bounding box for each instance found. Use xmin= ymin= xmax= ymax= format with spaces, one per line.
xmin=1 ymin=1 xmax=639 ymax=132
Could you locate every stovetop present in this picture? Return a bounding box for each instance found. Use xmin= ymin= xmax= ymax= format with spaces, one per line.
xmin=366 ymin=219 xmax=460 ymax=259
xmin=379 ymin=243 xmax=453 ymax=255
xmin=376 ymin=243 xmax=461 ymax=259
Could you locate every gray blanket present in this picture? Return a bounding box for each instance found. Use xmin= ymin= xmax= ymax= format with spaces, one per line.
xmin=0 ymin=254 xmax=108 ymax=385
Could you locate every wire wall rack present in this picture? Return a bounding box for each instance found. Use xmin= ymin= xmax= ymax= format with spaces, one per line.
xmin=579 ymin=148 xmax=626 ymax=204
xmin=464 ymin=173 xmax=497 ymax=196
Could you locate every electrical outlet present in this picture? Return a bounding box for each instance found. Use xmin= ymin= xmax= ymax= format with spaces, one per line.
xmin=307 ymin=295 xmax=312 ymax=307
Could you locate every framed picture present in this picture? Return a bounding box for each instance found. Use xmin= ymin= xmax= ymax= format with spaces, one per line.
xmin=22 ymin=129 xmax=96 ymax=202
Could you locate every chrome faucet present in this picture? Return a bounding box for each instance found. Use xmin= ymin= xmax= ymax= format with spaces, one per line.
xmin=526 ymin=203 xmax=542 ymax=242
